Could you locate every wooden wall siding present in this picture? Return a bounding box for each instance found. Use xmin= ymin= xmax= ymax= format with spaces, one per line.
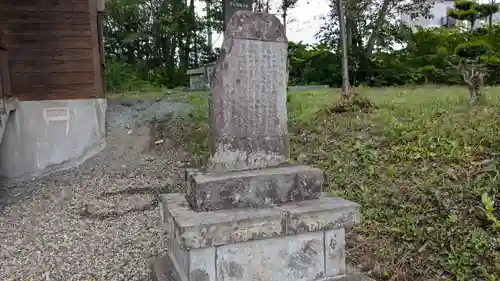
xmin=0 ymin=30 xmax=10 ymax=99
xmin=0 ymin=0 xmax=104 ymax=101
xmin=2 ymin=1 xmax=91 ymax=12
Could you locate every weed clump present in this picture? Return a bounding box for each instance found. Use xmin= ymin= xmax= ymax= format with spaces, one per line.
xmin=321 ymin=91 xmax=378 ymax=115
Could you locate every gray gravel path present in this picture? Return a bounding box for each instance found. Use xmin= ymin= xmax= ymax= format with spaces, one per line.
xmin=0 ymin=98 xmax=192 ymax=281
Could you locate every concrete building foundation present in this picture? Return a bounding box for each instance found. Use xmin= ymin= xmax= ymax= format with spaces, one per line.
xmin=0 ymin=98 xmax=107 ymax=185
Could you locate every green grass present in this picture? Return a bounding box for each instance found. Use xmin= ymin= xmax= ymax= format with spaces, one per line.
xmin=178 ymin=85 xmax=500 ymax=281
xmin=288 ymin=85 xmax=500 ymax=280
xmin=106 ymin=86 xmax=191 ymax=99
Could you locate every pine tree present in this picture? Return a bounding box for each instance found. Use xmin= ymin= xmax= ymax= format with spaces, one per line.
xmin=447 ymin=0 xmax=498 ymax=31
xmin=446 ymin=1 xmax=499 ymax=105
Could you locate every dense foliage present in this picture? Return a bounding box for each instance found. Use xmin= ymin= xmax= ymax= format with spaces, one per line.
xmin=106 ymin=4 xmax=500 ymax=92
xmin=103 ymin=0 xmax=222 ymax=91
xmin=289 ymin=24 xmax=500 ymax=87
xmin=103 ymin=0 xmax=290 ymax=92
xmin=102 ymin=0 xmax=500 ymax=90
xmin=102 ymin=0 xmax=442 ymax=91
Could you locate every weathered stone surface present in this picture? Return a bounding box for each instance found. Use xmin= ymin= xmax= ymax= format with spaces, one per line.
xmin=185 ymin=168 xmax=202 ymax=181
xmin=327 ymin=265 xmax=376 ymax=281
xmin=161 ymin=193 xmax=360 ymax=250
xmin=186 ymin=68 xmax=207 ymax=91
xmin=150 ymin=240 xmax=372 ymax=281
xmin=208 ymin=11 xmax=288 ymax=172
xmin=280 ymin=199 xmax=361 ymax=235
xmin=204 ymin=62 xmax=216 ymax=86
xmin=222 ymin=0 xmax=253 ymax=32
xmin=167 ymin=233 xmax=216 ymax=281
xmin=150 ymin=255 xmax=181 ymax=281
xmin=225 ymin=11 xmax=287 ymax=42
xmin=217 ymin=232 xmax=325 ymax=281
xmin=185 ymin=168 xmax=203 ymax=199
xmin=325 ymin=228 xmax=346 ymax=278
xmin=186 ymin=165 xmax=323 ymax=211
xmin=162 ymin=193 xmax=284 ymax=250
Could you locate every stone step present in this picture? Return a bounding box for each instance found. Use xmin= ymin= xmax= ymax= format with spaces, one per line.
xmin=161 ymin=192 xmax=359 ymax=250
xmin=185 ymin=165 xmax=324 ymax=212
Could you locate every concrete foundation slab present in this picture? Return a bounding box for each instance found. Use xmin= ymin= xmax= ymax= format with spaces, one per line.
xmin=186 ymin=165 xmax=323 ymax=211
xmin=0 ymin=98 xmax=106 ymax=185
xmin=161 ymin=193 xmax=360 ymax=250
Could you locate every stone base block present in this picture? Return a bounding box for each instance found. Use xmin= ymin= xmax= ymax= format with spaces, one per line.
xmin=161 ymin=193 xmax=360 ymax=250
xmin=158 ymin=193 xmax=361 ymax=281
xmin=166 ymin=229 xmax=346 ymax=281
xmin=151 ymin=246 xmax=375 ymax=281
xmin=185 ymin=165 xmax=324 ymax=212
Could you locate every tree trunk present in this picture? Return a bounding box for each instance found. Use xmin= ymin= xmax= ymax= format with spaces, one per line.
xmin=179 ymin=0 xmax=195 ymax=69
xmin=345 ymin=0 xmax=359 ymax=49
xmin=346 ymin=18 xmax=352 ymax=49
xmin=207 ymin=0 xmax=213 ymax=51
xmin=365 ymin=0 xmax=390 ymax=57
xmin=489 ymin=0 xmax=494 ymax=37
xmin=282 ymin=9 xmax=287 ymax=32
xmin=335 ymin=0 xmax=351 ymax=99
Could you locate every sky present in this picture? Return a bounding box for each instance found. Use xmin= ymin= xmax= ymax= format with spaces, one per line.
xmin=193 ymin=0 xmax=500 ymax=48
xmin=194 ymin=0 xmax=330 ymax=48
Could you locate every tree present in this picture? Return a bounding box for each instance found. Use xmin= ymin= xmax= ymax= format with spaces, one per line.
xmin=279 ymin=0 xmax=298 ymax=31
xmin=447 ymin=0 xmax=498 ymax=31
xmin=102 ymin=0 xmax=219 ymax=89
xmin=447 ymin=0 xmax=499 ymax=104
xmin=318 ymin=0 xmax=437 ymax=84
xmin=336 ymin=0 xmax=351 ymax=98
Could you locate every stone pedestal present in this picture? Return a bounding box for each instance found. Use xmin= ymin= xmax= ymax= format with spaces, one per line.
xmin=158 ymin=192 xmax=360 ymax=281
xmin=185 ymin=165 xmax=323 ymax=211
xmin=151 ymin=11 xmax=372 ymax=281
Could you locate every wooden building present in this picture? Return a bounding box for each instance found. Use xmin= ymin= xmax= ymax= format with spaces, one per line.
xmin=0 ymin=0 xmax=104 ymax=101
xmin=0 ymin=0 xmax=107 ymax=184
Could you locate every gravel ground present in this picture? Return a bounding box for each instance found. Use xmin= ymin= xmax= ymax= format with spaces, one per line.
xmin=0 ymin=98 xmax=192 ymax=281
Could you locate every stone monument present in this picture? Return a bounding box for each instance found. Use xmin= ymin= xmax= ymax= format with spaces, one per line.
xmin=186 ymin=63 xmax=217 ymax=91
xmin=185 ymin=0 xmax=252 ymax=91
xmin=151 ymin=11 xmax=371 ymax=281
xmin=223 ymin=0 xmax=253 ymax=31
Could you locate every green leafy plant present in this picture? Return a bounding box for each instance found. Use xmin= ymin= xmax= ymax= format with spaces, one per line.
xmin=481 ymin=192 xmax=500 ymax=233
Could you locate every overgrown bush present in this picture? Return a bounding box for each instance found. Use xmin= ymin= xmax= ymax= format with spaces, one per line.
xmin=104 ymin=59 xmax=147 ymax=93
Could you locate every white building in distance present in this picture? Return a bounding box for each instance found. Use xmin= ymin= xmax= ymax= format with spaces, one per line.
xmin=401 ymin=0 xmax=500 ymax=29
